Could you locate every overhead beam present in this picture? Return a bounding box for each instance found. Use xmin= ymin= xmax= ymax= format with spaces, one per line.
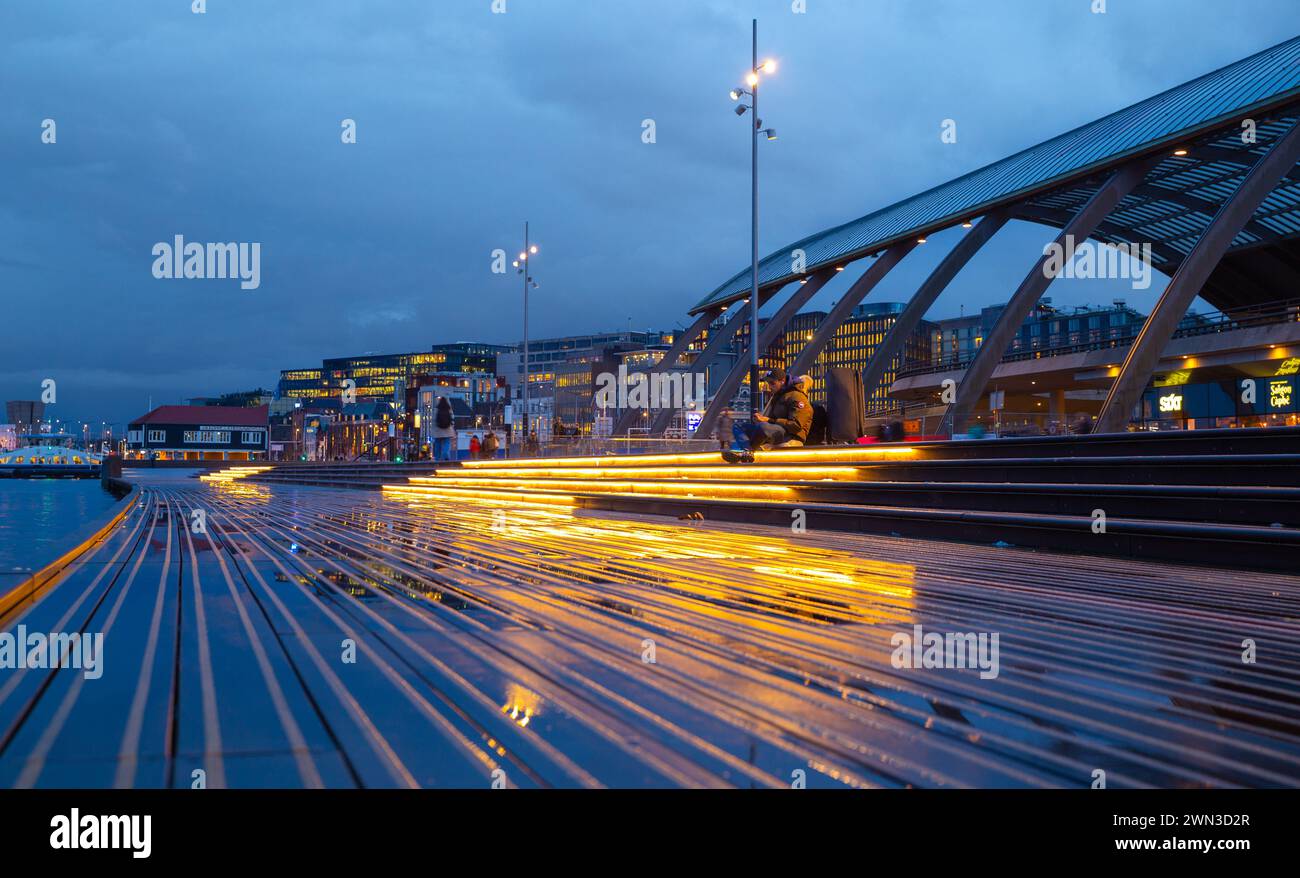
xmin=609 ymin=305 xmax=723 ymax=436
xmin=692 ymin=268 xmax=836 ymax=441
xmin=948 ymin=158 xmax=1158 ymax=430
xmin=1130 ymin=183 xmax=1282 ymax=244
xmin=859 ymin=211 xmax=1010 ymax=404
xmin=1183 ymin=143 xmax=1300 ymax=184
xmin=1095 ymin=118 xmax=1300 ymax=433
xmin=1011 ymin=204 xmax=1171 ymax=258
xmin=787 ymin=242 xmax=917 ymax=379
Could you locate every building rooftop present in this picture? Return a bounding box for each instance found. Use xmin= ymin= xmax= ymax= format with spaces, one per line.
xmin=130 ymin=405 xmax=269 ymax=427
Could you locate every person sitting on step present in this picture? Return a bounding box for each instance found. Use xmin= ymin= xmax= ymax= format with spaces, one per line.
xmin=723 ymin=369 xmax=813 ymax=463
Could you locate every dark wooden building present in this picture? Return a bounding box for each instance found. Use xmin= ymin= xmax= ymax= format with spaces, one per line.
xmin=126 ymin=405 xmax=269 ymax=461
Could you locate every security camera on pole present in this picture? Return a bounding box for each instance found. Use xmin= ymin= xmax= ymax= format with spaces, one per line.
xmin=729 ymin=19 xmax=777 ymax=422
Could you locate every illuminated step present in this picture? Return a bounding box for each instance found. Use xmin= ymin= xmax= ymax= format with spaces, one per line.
xmin=409 ymin=464 xmax=863 ymax=483
xmin=458 ymin=445 xmax=916 ymax=471
xmin=200 ymin=465 xmax=274 ymax=483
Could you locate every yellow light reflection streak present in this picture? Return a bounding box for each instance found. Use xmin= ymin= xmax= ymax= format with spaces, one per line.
xmin=409 ymin=476 xmax=796 ymax=501
xmin=376 ymin=489 xmax=917 ymax=622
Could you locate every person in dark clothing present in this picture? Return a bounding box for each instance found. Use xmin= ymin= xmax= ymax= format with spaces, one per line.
xmin=481 ymin=429 xmax=499 ymax=459
xmin=724 ymin=368 xmax=813 ymax=462
xmin=430 ymin=397 xmax=456 ymax=462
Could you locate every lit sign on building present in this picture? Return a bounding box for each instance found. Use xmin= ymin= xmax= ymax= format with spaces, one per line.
xmin=1158 ymin=393 xmax=1183 ymax=413
xmin=1269 ymin=379 xmax=1293 ymax=410
xmin=1276 ymin=358 xmax=1300 ymax=377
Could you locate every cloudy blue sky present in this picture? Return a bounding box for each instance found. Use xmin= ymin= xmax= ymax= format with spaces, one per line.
xmin=1 ymin=0 xmax=1296 ymax=427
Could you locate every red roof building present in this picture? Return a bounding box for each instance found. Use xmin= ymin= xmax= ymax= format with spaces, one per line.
xmin=126 ymin=405 xmax=269 ymax=461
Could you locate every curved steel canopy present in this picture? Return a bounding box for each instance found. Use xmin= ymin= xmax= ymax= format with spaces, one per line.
xmin=691 ymin=35 xmax=1300 ymax=315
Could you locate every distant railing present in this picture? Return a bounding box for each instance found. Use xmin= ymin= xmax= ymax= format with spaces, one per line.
xmin=864 ymin=409 xmax=1096 ymax=441
xmin=898 ymin=297 xmax=1300 ymax=380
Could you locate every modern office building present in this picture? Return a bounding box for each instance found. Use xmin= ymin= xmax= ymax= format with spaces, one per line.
xmin=766 ymin=302 xmax=933 ymax=410
xmin=497 ymin=329 xmax=673 ymax=433
xmin=926 ymin=300 xmax=1209 ymax=370
xmin=277 ymin=367 xmax=326 ymax=402
xmin=552 ymin=345 xmax=688 ymax=436
xmin=890 ymin=297 xmax=1300 ymax=431
xmin=125 ymin=405 xmax=269 ymax=461
xmin=279 ymin=343 xmax=509 ymax=405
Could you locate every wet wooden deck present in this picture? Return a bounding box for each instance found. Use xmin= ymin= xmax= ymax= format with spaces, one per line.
xmin=2 ymin=472 xmax=1298 ymax=788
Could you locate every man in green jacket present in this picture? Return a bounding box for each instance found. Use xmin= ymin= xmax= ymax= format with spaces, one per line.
xmin=723 ymin=368 xmax=812 ymax=462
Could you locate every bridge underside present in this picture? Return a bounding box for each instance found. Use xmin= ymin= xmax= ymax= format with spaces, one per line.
xmin=1011 ymin=114 xmax=1300 ymax=315
xmin=662 ymin=46 xmax=1300 ymax=438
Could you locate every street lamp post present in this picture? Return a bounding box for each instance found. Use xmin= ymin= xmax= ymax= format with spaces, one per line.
xmin=730 ymin=19 xmax=777 ymax=420
xmin=513 ymin=226 xmax=539 ymax=448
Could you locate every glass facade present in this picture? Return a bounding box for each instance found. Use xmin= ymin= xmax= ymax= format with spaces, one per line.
xmin=1141 ymin=375 xmax=1299 ymax=429
xmin=766 ymin=303 xmax=933 ymax=409
xmin=278 ymin=344 xmax=508 ymax=404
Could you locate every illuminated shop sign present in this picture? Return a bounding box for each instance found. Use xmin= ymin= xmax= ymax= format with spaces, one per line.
xmin=1268 ymin=379 xmax=1293 ymax=410
xmin=1158 ymin=393 xmax=1183 ymax=413
xmin=1276 ymin=358 xmax=1300 ymax=377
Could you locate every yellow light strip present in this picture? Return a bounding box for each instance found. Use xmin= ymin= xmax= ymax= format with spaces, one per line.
xmin=410 ymin=465 xmax=861 ymax=483
xmin=200 ymin=466 xmax=274 ymax=484
xmin=458 ymin=445 xmax=916 ymax=471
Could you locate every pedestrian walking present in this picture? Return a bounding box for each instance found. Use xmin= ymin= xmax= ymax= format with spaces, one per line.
xmin=430 ymin=397 xmax=457 ymax=462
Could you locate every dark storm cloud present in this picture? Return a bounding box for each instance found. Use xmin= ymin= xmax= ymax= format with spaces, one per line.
xmin=0 ymin=0 xmax=1295 ymax=427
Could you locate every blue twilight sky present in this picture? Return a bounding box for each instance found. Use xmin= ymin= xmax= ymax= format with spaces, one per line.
xmin=0 ymin=0 xmax=1297 ymax=428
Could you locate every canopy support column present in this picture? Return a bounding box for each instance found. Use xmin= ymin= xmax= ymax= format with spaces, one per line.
xmin=947 ymin=158 xmax=1157 ymax=431
xmin=1095 ymin=119 xmax=1300 ymax=433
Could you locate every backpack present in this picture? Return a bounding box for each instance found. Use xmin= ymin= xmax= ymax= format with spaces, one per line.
xmin=806 ymin=404 xmax=829 ymax=446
